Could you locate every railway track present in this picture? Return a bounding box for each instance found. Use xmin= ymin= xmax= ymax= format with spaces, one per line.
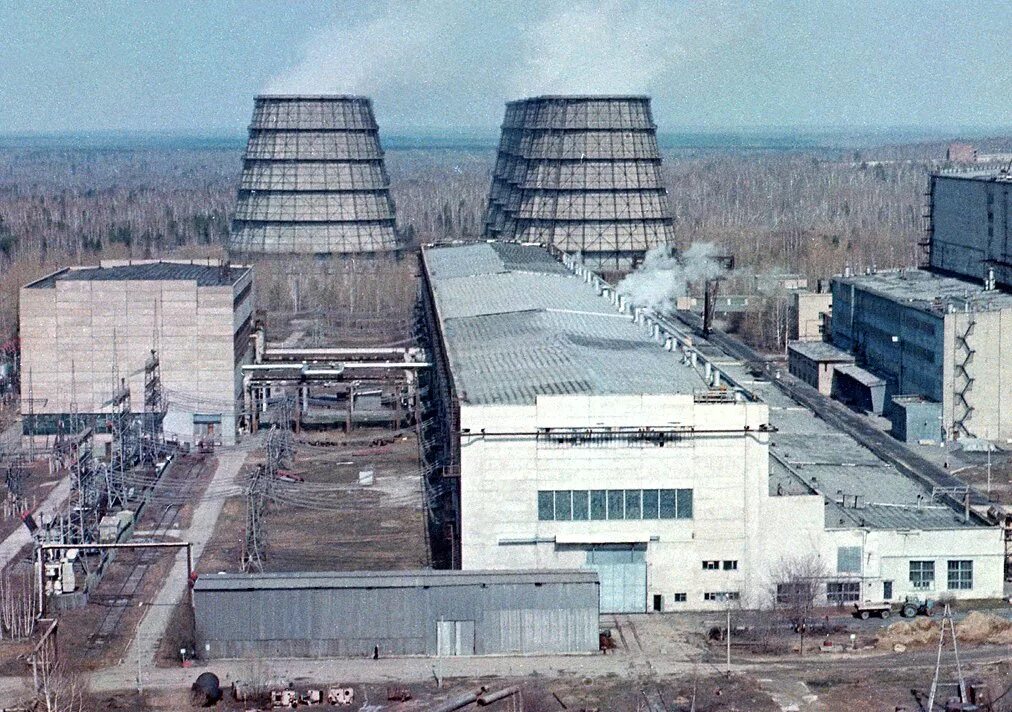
xmin=87 ymin=454 xmax=212 ymax=649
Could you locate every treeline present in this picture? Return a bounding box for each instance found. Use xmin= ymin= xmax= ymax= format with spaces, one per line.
xmin=1 ymin=139 xmax=1009 ymax=342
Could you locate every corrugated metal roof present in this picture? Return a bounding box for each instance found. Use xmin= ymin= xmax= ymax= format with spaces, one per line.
xmin=27 ymin=261 xmax=248 ymax=289
xmin=424 ymin=244 xmax=709 ymax=405
xmin=194 ymin=569 xmax=599 ymax=591
xmin=834 ymin=269 xmax=1012 ymax=315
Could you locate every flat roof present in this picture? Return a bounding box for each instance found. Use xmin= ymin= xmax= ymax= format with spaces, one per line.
xmin=934 ymin=169 xmax=1012 ymax=183
xmin=26 ymin=261 xmax=249 ymax=289
xmin=788 ymin=340 xmax=855 ymax=363
xmin=834 ymin=364 xmax=886 ymax=388
xmin=193 ymin=569 xmax=599 ymax=592
xmin=833 ymin=269 xmax=1012 ymax=315
xmin=698 ymin=338 xmax=985 ymax=531
xmin=423 ymin=243 xmax=725 ymax=406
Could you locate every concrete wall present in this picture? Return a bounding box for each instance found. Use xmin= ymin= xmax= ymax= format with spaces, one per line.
xmin=458 ymin=393 xmax=777 ymax=611
xmin=20 ymin=268 xmax=253 ymax=446
xmin=822 ymin=526 xmax=1005 ymax=603
xmin=930 ymin=176 xmax=1012 ymax=288
xmin=790 ymin=291 xmax=832 ymax=342
xmin=945 ymin=308 xmax=1012 ymax=441
xmin=194 ymin=577 xmax=600 ymax=657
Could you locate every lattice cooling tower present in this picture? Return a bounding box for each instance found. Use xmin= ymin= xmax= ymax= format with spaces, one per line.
xmin=484 ymin=96 xmax=673 ymax=268
xmin=229 ymin=95 xmax=401 ymax=256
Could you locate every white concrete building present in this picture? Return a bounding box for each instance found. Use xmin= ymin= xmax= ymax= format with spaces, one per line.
xmin=20 ymin=260 xmax=253 ymax=447
xmin=421 ymin=243 xmax=1005 ymax=613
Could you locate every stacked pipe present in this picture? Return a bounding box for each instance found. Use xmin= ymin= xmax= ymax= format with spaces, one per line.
xmin=484 ymin=95 xmax=674 ymax=269
xmin=229 ymin=95 xmax=401 ymax=256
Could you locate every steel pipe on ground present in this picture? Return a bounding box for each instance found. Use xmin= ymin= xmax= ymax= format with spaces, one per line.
xmin=431 ymin=687 xmax=488 ymax=712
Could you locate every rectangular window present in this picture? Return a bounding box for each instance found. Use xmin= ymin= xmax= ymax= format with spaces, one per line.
xmin=704 ymin=591 xmax=739 ymax=601
xmin=676 ymin=488 xmax=693 ymax=519
xmin=947 ymin=560 xmax=973 ymax=590
xmin=909 ymin=560 xmax=935 ymax=590
xmin=607 ymin=490 xmax=624 ymax=520
xmin=642 ymin=489 xmax=659 ymax=519
xmin=837 ymin=546 xmax=862 ymax=574
xmin=672 ymin=592 xmax=687 ymax=603
xmin=723 ymin=560 xmax=738 ymax=571
xmin=538 ymin=491 xmax=554 ymax=521
xmin=660 ymin=489 xmax=677 ymax=519
xmin=624 ymin=490 xmax=642 ymax=519
xmin=554 ymin=491 xmax=572 ymax=521
xmin=702 ymin=560 xmax=719 ymax=570
xmin=590 ymin=490 xmax=607 ymax=520
xmin=827 ymin=581 xmax=861 ymax=604
xmin=572 ymin=490 xmax=589 ymax=521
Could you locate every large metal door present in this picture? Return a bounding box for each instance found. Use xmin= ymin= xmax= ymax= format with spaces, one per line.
xmin=436 ymin=620 xmax=475 ymax=656
xmin=586 ymin=545 xmax=647 ymax=613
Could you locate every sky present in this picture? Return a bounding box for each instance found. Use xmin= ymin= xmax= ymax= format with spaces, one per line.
xmin=0 ymin=0 xmax=1009 ymax=135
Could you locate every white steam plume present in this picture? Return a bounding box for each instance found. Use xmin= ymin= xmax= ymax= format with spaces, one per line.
xmin=265 ymin=2 xmax=749 ymax=127
xmin=617 ymin=243 xmax=726 ymax=313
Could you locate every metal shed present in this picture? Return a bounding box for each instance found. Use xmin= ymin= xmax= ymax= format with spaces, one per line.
xmin=193 ymin=569 xmax=600 ymax=658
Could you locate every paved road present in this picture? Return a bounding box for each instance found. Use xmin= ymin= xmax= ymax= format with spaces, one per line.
xmin=117 ymin=441 xmax=251 ymax=674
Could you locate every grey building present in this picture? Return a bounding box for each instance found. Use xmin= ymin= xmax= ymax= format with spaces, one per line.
xmin=483 ymin=96 xmax=674 ymax=269
xmin=20 ymin=260 xmax=253 ymax=447
xmin=929 ymin=171 xmax=1012 ymax=289
xmin=193 ymin=569 xmax=600 ymax=658
xmin=890 ymin=395 xmax=944 ymax=444
xmin=831 ymin=268 xmax=1012 ymax=440
xmin=787 ymin=340 xmax=854 ymax=395
xmin=229 ymin=95 xmax=402 ymax=257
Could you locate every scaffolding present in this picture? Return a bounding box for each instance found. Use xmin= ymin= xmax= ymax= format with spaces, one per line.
xmin=484 ymin=96 xmax=674 ymax=269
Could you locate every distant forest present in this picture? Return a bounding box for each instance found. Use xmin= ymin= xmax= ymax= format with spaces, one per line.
xmin=1 ymin=135 xmax=1011 ymax=341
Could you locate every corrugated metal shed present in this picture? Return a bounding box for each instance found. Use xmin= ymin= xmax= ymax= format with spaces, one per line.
xmin=194 ymin=568 xmax=600 ymax=658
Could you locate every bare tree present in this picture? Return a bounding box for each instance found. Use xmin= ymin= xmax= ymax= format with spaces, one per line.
xmin=768 ymin=553 xmax=827 ymax=656
xmin=0 ymin=563 xmax=38 ymax=640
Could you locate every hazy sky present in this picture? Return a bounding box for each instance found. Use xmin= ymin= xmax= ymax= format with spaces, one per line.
xmin=0 ymin=0 xmax=1009 ymax=134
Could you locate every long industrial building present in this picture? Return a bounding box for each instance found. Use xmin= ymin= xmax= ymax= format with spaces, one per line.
xmin=20 ymin=260 xmax=253 ymax=447
xmin=483 ymin=95 xmax=674 ymax=269
xmin=194 ymin=570 xmax=599 ymax=657
xmin=420 ymin=243 xmax=1004 ymax=613
xmin=831 ymin=268 xmax=1012 ymax=441
xmin=929 ymin=170 xmax=1012 ymax=289
xmin=228 ymin=95 xmax=402 ymax=256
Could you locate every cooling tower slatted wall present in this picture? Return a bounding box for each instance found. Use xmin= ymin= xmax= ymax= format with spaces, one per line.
xmin=229 ymin=95 xmax=400 ymax=256
xmin=484 ymin=96 xmax=674 ymax=268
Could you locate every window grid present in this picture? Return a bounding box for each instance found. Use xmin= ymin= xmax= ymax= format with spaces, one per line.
xmin=909 ymin=560 xmax=935 ymax=590
xmin=538 ymin=489 xmax=693 ymax=521
xmin=947 ymin=560 xmax=973 ymax=590
xmin=827 ymin=581 xmax=861 ymax=604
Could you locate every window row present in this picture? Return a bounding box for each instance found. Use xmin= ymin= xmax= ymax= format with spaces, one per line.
xmin=702 ymin=560 xmax=738 ymax=571
xmin=909 ymin=560 xmax=973 ymax=591
xmin=537 ymin=489 xmax=693 ymax=521
xmin=704 ymin=591 xmax=740 ymax=602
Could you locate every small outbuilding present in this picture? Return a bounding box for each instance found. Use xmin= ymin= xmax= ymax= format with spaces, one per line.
xmin=832 ymin=364 xmax=887 ymax=415
xmin=787 ymin=341 xmax=854 ymax=395
xmin=193 ymin=569 xmax=600 ymax=658
xmin=889 ymin=395 xmax=943 ymax=444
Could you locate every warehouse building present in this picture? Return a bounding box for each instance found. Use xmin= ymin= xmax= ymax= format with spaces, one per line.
xmin=929 ymin=170 xmax=1012 ymax=289
xmin=831 ymin=268 xmax=1012 ymax=440
xmin=420 ymin=243 xmax=1005 ymax=612
xmin=20 ymin=260 xmax=253 ymax=447
xmin=193 ymin=570 xmax=599 ymax=658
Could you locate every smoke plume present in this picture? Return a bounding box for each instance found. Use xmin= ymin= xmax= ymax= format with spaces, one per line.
xmin=265 ymin=2 xmax=749 ymax=129
xmin=617 ymin=243 xmax=727 ymax=313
